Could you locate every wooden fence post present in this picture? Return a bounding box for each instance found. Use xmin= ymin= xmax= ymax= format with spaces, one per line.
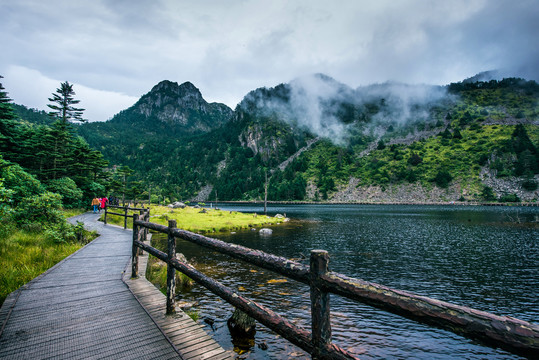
xmin=131 ymin=214 xmax=140 ymax=278
xmin=140 ymin=210 xmax=149 ymax=243
xmin=124 ymin=207 xmax=128 ymax=229
xmin=310 ymin=250 xmax=331 ymax=359
xmin=166 ymin=219 xmax=177 ymax=315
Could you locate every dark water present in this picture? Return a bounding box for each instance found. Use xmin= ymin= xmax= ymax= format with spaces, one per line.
xmin=153 ymin=204 xmax=538 ymax=359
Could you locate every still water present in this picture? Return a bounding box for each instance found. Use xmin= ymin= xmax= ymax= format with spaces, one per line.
xmin=154 ymin=204 xmax=538 ymax=359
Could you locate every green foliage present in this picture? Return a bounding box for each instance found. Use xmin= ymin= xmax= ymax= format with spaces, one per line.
xmin=521 ymin=178 xmax=538 ymax=191
xmin=47 ymin=81 xmax=85 ymax=123
xmin=480 ymin=186 xmax=496 ymax=201
xmin=408 ymin=152 xmax=422 ymax=166
xmin=13 ymin=191 xmax=63 ymax=225
xmin=0 ymin=160 xmax=44 ymax=206
xmin=0 ymin=119 xmax=108 ymax=208
xmin=499 ymin=193 xmax=521 ymax=203
xmin=46 ymin=177 xmax=83 ymax=208
xmin=433 ymin=170 xmax=453 ymax=188
xmin=185 ymin=309 xmax=199 ymax=321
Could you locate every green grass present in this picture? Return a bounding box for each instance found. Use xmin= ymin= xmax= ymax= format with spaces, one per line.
xmin=103 ymin=205 xmax=284 ymax=234
xmin=145 ymin=255 xmax=195 ymax=294
xmin=61 ymin=207 xmax=89 ymax=218
xmin=0 ymin=209 xmax=98 ymax=306
xmin=0 ymin=229 xmax=82 ymax=305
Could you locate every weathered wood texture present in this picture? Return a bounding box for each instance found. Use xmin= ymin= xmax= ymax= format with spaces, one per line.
xmin=321 ymin=272 xmax=539 ymax=357
xmin=310 ymin=250 xmax=331 ymax=359
xmin=135 ymin=219 xmax=539 ymax=358
xmin=137 ymin=220 xmax=310 ymax=283
xmin=166 ymin=219 xmax=177 ymax=315
xmin=134 ymin=239 xmax=358 ymax=360
xmin=123 ymin=235 xmax=234 ymax=360
xmin=0 ymin=212 xmax=181 ymax=359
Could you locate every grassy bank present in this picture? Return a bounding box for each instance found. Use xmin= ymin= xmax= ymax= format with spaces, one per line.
xmin=0 ymin=230 xmax=82 ymax=304
xmin=103 ymin=205 xmax=285 ymax=233
xmin=0 ymin=208 xmax=93 ymax=305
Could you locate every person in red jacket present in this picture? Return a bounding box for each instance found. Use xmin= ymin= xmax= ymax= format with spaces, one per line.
xmin=100 ymin=197 xmax=108 ymax=212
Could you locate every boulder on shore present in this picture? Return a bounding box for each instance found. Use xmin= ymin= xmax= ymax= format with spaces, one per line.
xmin=169 ymin=201 xmax=186 ymax=209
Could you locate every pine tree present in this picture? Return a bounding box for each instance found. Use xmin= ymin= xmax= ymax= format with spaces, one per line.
xmin=47 ymin=81 xmax=85 ymax=123
xmin=0 ymin=76 xmax=21 ymax=159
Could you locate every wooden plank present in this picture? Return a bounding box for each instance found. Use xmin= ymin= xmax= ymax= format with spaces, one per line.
xmin=182 ymin=341 xmax=223 ymax=359
xmin=201 ymin=348 xmax=234 ymax=360
xmin=169 ymin=329 xmax=212 ymax=345
xmin=0 ymin=212 xmax=181 ymax=360
xmin=125 ymin=230 xmax=232 ymax=360
xmin=179 ymin=337 xmax=221 ymax=354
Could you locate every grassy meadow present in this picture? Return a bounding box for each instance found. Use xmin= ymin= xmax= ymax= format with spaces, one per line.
xmin=0 ymin=208 xmax=90 ymax=305
xmin=103 ymin=205 xmax=285 ymax=233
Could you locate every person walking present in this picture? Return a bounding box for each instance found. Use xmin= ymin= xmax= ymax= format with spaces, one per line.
xmin=91 ymin=197 xmax=100 ymax=213
xmin=100 ymin=196 xmax=108 ymax=212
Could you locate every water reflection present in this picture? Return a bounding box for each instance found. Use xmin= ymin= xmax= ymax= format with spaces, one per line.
xmin=151 ymin=204 xmax=538 ymax=359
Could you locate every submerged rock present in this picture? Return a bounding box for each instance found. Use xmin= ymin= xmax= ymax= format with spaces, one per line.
xmin=228 ymin=308 xmax=256 ymax=337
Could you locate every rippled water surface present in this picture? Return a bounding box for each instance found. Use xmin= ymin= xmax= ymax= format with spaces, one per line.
xmin=153 ymin=204 xmax=538 ymax=359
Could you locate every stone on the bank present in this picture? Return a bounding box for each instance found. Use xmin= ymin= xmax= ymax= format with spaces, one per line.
xmin=170 ymin=201 xmax=186 ymax=209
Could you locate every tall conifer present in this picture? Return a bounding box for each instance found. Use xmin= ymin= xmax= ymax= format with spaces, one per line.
xmin=47 ymin=81 xmax=85 ymax=123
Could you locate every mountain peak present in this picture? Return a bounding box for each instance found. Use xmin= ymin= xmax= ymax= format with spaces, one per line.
xmin=150 ymin=80 xmax=203 ymax=100
xmin=126 ymin=80 xmax=233 ymax=132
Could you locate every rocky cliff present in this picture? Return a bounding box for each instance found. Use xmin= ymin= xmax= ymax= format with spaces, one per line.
xmin=130 ymin=80 xmax=233 ymax=132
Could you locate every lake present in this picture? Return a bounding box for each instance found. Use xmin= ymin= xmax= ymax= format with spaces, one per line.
xmin=153 ymin=204 xmax=538 ymax=359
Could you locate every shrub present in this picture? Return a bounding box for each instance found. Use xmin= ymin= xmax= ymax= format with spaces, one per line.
xmin=46 ymin=177 xmax=83 ymax=208
xmin=499 ymin=193 xmax=521 ymax=202
xmin=433 ymin=170 xmax=453 ymax=188
xmin=407 ymin=152 xmax=422 ymax=166
xmin=0 ymin=161 xmax=43 ymax=206
xmin=522 ymin=178 xmax=538 ymax=191
xmin=14 ymin=191 xmax=63 ymax=225
xmin=480 ymin=186 xmax=496 ymax=201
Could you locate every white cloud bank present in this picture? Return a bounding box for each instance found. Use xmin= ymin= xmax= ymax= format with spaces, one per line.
xmin=1 ymin=0 xmax=538 ymax=121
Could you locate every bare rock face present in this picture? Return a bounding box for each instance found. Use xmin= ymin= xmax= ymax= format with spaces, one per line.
xmin=133 ymin=80 xmax=233 ymax=133
xmin=324 ymin=177 xmax=465 ymax=203
xmin=480 ymin=167 xmax=539 ymax=201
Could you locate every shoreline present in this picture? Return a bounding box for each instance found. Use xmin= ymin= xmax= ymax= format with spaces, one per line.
xmin=212 ymin=200 xmax=539 ymax=207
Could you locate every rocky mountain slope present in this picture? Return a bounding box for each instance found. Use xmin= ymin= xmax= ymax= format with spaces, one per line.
xmin=13 ymin=74 xmax=539 ymax=203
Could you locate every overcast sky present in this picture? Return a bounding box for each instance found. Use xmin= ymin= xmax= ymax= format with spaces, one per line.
xmin=1 ymin=0 xmax=538 ymax=122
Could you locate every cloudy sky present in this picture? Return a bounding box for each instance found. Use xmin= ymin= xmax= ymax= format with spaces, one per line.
xmin=1 ymin=0 xmax=538 ymax=122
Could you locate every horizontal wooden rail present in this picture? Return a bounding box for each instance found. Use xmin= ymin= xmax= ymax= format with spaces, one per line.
xmin=106 ymin=212 xmax=134 ymax=217
xmin=108 ymin=205 xmax=147 ymax=211
xmin=133 ymin=238 xmax=356 ymax=359
xmin=132 ymin=216 xmax=539 ymax=359
xmin=105 ymin=206 xmax=149 ymax=229
xmin=320 ymin=272 xmax=539 ymax=355
xmin=137 ymin=220 xmax=310 ymax=283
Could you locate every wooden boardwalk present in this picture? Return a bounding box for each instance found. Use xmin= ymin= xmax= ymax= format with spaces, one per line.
xmin=0 ymin=212 xmax=232 ymax=360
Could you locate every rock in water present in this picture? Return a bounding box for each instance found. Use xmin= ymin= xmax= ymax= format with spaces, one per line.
xmin=259 ymin=228 xmax=272 ymax=235
xmin=227 ymin=308 xmax=256 ymax=337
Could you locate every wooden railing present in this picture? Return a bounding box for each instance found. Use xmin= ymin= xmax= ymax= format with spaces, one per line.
xmin=104 ymin=205 xmax=148 ymax=229
xmin=130 ymin=211 xmax=539 ymax=359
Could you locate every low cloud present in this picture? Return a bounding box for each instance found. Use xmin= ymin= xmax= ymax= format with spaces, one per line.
xmin=241 ymin=74 xmax=450 ymax=145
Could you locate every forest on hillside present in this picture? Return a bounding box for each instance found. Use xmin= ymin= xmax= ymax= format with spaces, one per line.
xmin=3 ymin=76 xmax=539 ymax=205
